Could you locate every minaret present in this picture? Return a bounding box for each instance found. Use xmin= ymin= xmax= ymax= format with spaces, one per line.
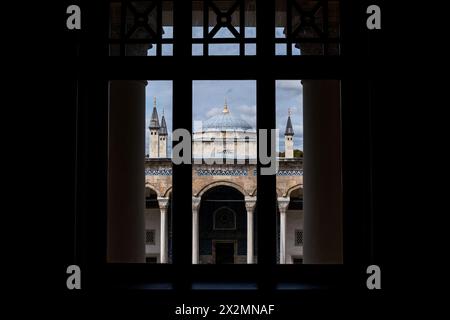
xmin=149 ymin=97 xmax=160 ymax=158
xmin=284 ymin=108 xmax=294 ymax=158
xmin=158 ymin=107 xmax=168 ymax=158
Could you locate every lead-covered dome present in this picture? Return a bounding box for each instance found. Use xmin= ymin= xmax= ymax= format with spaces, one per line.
xmin=200 ymin=103 xmax=253 ymax=132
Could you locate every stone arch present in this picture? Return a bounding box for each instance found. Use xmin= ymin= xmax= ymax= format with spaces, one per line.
xmin=163 ymin=186 xmax=172 ymax=197
xmin=195 ymin=180 xmax=247 ymax=198
xmin=285 ymin=184 xmax=303 ymax=198
xmin=145 ymin=185 xmax=160 ymax=209
xmin=145 ymin=184 xmax=159 ymax=197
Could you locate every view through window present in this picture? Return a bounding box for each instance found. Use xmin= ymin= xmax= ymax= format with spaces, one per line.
xmin=145 ymin=81 xmax=173 ymax=263
xmin=192 ymin=80 xmax=257 ymax=264
xmin=106 ymin=1 xmax=344 ymax=268
xmin=275 ymin=80 xmax=303 ymax=264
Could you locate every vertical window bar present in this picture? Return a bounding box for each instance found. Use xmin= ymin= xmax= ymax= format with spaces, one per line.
xmin=172 ymin=0 xmax=192 ymax=290
xmin=323 ymin=0 xmax=329 ymax=56
xmin=286 ymin=0 xmax=292 ymax=56
xmin=120 ymin=0 xmax=126 ymax=56
xmin=239 ymin=0 xmax=245 ymax=56
xmin=256 ymin=0 xmax=276 ymax=290
xmin=203 ymin=0 xmax=209 ymax=55
xmin=156 ymin=0 xmax=163 ymax=56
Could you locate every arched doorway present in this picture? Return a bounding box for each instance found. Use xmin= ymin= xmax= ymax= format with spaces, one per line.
xmin=199 ymin=186 xmax=247 ymax=264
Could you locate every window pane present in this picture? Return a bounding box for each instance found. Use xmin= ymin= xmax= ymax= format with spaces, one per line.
xmin=192 ymin=44 xmax=204 ymax=56
xmin=192 ymin=80 xmax=257 ymax=264
xmin=276 ymin=79 xmax=343 ymax=264
xmin=162 ymin=44 xmax=173 ymax=56
xmin=245 ymin=44 xmax=256 ymax=56
xmin=276 ymin=80 xmax=303 ymax=264
xmin=108 ymin=80 xmax=173 ymax=264
xmin=208 ymin=44 xmax=240 ymax=55
xmin=145 ymin=81 xmax=173 ymax=263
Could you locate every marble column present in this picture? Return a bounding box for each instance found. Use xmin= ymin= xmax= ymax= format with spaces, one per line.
xmin=245 ymin=196 xmax=256 ymax=264
xmin=302 ymin=80 xmax=343 ymax=263
xmin=107 ymin=80 xmax=147 ymax=263
xmin=278 ymin=197 xmax=290 ymax=264
xmin=192 ymin=196 xmax=201 ymax=264
xmin=158 ymin=197 xmax=170 ymax=263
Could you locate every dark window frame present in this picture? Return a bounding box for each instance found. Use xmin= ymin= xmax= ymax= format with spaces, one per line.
xmin=74 ymin=0 xmax=374 ymax=291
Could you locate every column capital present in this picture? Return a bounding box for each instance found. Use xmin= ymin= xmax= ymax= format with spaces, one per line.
xmin=192 ymin=196 xmax=201 ymax=211
xmin=157 ymin=196 xmax=170 ymax=210
xmin=277 ymin=197 xmax=290 ymax=213
xmin=244 ymin=196 xmax=256 ymax=212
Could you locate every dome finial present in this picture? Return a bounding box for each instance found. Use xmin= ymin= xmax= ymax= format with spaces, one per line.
xmin=223 ymin=98 xmax=229 ymax=113
xmin=153 ymin=96 xmax=157 ymax=108
xmin=288 ymin=107 xmax=292 ymax=116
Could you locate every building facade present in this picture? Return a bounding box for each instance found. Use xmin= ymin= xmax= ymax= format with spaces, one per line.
xmin=145 ymin=100 xmax=303 ymax=264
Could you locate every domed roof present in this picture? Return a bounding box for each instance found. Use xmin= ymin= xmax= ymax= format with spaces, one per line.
xmin=200 ymin=102 xmax=253 ymax=132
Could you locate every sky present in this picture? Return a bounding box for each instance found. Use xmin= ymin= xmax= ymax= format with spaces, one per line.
xmin=145 ymin=80 xmax=303 ymax=156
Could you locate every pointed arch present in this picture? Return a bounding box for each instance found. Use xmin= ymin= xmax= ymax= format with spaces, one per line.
xmin=145 ymin=182 xmax=160 ymax=197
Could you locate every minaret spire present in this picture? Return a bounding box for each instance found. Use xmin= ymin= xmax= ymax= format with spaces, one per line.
xmin=149 ymin=96 xmax=160 ymax=129
xmin=285 ymin=108 xmax=294 ymax=136
xmin=159 ymin=111 xmax=168 ymax=136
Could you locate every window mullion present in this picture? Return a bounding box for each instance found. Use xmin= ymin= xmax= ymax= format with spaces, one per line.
xmin=256 ymin=0 xmax=276 ymax=290
xmin=172 ymin=0 xmax=192 ymax=289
